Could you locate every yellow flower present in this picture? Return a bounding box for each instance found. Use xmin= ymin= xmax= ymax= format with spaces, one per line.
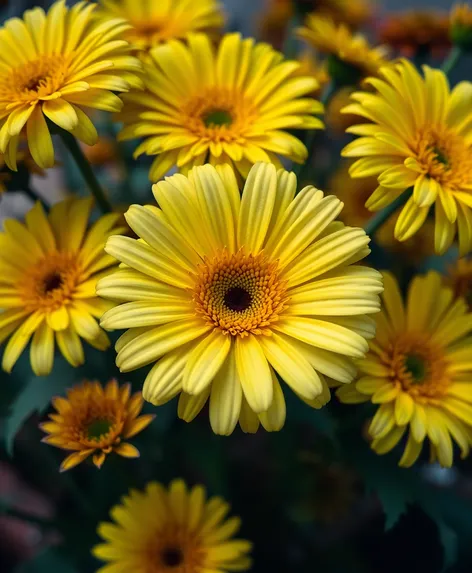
xmin=446 ymin=257 xmax=472 ymax=309
xmin=337 ymin=271 xmax=472 ymax=468
xmin=93 ymin=479 xmax=252 ymax=573
xmin=297 ymin=15 xmax=389 ymax=83
xmin=450 ymin=3 xmax=472 ymax=50
xmin=96 ymin=0 xmax=224 ymax=51
xmin=117 ymin=33 xmax=324 ymax=181
xmin=342 ymin=60 xmax=472 ymax=256
xmin=41 ymin=379 xmax=154 ymax=472
xmin=97 ymin=163 xmax=382 ymax=435
xmin=0 ymin=0 xmax=142 ymax=170
xmin=0 ymin=198 xmax=125 ymax=375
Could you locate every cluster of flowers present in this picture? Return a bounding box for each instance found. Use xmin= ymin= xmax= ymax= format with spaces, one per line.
xmin=1 ymin=0 xmax=472 ymax=570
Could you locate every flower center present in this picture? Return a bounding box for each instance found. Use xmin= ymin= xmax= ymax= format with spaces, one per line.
xmin=202 ymin=108 xmax=233 ymax=127
xmin=193 ymin=249 xmax=288 ymax=337
xmin=20 ymin=252 xmax=81 ymax=312
xmin=87 ymin=419 xmax=113 ymax=440
xmin=404 ymin=353 xmax=427 ymax=384
xmin=160 ymin=546 xmax=184 ymax=568
xmin=414 ymin=126 xmax=472 ymax=189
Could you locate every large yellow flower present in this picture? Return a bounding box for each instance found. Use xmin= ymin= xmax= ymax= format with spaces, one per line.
xmin=337 ymin=271 xmax=472 ymax=468
xmin=97 ymin=163 xmax=382 ymax=435
xmin=93 ymin=479 xmax=252 ymax=573
xmin=342 ymin=60 xmax=472 ymax=256
xmin=0 ymin=0 xmax=142 ymax=170
xmin=96 ymin=0 xmax=224 ymax=51
xmin=297 ymin=15 xmax=389 ymax=82
xmin=41 ymin=379 xmax=154 ymax=472
xmin=117 ymin=33 xmax=324 ymax=181
xmin=0 ymin=198 xmax=125 ymax=375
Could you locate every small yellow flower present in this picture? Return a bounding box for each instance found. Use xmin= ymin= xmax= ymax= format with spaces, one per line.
xmin=446 ymin=257 xmax=472 ymax=309
xmin=96 ymin=0 xmax=224 ymax=51
xmin=0 ymin=0 xmax=142 ymax=170
xmin=97 ymin=163 xmax=382 ymax=435
xmin=118 ymin=33 xmax=324 ymax=181
xmin=93 ymin=479 xmax=252 ymax=573
xmin=41 ymin=379 xmax=154 ymax=472
xmin=337 ymin=271 xmax=472 ymax=468
xmin=342 ymin=60 xmax=472 ymax=256
xmin=297 ymin=15 xmax=389 ymax=84
xmin=450 ymin=3 xmax=472 ymax=50
xmin=0 ymin=198 xmax=125 ymax=375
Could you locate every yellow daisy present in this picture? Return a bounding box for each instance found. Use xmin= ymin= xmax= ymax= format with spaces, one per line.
xmin=0 ymin=0 xmax=142 ymax=170
xmin=0 ymin=198 xmax=125 ymax=376
xmin=97 ymin=162 xmax=382 ymax=435
xmin=96 ymin=0 xmax=224 ymax=51
xmin=297 ymin=15 xmax=389 ymax=83
xmin=41 ymin=379 xmax=154 ymax=472
xmin=337 ymin=271 xmax=472 ymax=468
xmin=93 ymin=479 xmax=252 ymax=573
xmin=342 ymin=60 xmax=472 ymax=256
xmin=117 ymin=33 xmax=324 ymax=181
xmin=446 ymin=257 xmax=472 ymax=309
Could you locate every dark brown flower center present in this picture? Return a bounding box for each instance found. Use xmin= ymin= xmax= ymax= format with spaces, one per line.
xmin=43 ymin=271 xmax=63 ymax=293
xmin=224 ymin=286 xmax=252 ymax=312
xmin=161 ymin=546 xmax=184 ymax=567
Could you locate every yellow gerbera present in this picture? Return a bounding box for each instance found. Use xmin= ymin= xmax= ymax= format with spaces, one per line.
xmin=0 ymin=0 xmax=142 ymax=170
xmin=117 ymin=33 xmax=324 ymax=181
xmin=96 ymin=0 xmax=224 ymax=51
xmin=446 ymin=257 xmax=472 ymax=309
xmin=41 ymin=379 xmax=154 ymax=472
xmin=97 ymin=162 xmax=382 ymax=435
xmin=297 ymin=15 xmax=389 ymax=82
xmin=337 ymin=271 xmax=472 ymax=468
xmin=93 ymin=479 xmax=252 ymax=573
xmin=342 ymin=60 xmax=472 ymax=256
xmin=0 ymin=198 xmax=125 ymax=375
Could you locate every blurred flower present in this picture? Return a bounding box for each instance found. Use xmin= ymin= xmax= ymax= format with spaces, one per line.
xmin=98 ymin=163 xmax=382 ymax=435
xmin=329 ymin=160 xmax=436 ymax=263
xmin=450 ymin=3 xmax=472 ymax=51
xmin=0 ymin=198 xmax=125 ymax=375
xmin=337 ymin=271 xmax=472 ymax=468
xmin=0 ymin=0 xmax=142 ymax=170
xmin=379 ymin=10 xmax=450 ymax=57
xmin=41 ymin=379 xmax=154 ymax=472
xmin=118 ymin=33 xmax=324 ymax=181
xmin=342 ymin=60 xmax=472 ymax=256
xmin=96 ymin=0 xmax=224 ymax=51
xmin=82 ymin=137 xmax=117 ymax=167
xmin=446 ymin=257 xmax=472 ymax=309
xmin=325 ymin=86 xmax=361 ymax=133
xmin=297 ymin=15 xmax=389 ymax=85
xmin=93 ymin=479 xmax=252 ymax=572
xmin=295 ymin=50 xmax=331 ymax=98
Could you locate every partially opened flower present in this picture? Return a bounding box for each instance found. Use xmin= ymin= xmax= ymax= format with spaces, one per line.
xmin=41 ymin=379 xmax=154 ymax=471
xmin=0 ymin=0 xmax=142 ymax=170
xmin=337 ymin=271 xmax=472 ymax=468
xmin=0 ymin=198 xmax=125 ymax=375
xmin=93 ymin=479 xmax=252 ymax=573
xmin=450 ymin=3 xmax=472 ymax=51
xmin=118 ymin=33 xmax=324 ymax=180
xmin=96 ymin=0 xmax=224 ymax=51
xmin=342 ymin=60 xmax=472 ymax=256
xmin=98 ymin=162 xmax=382 ymax=435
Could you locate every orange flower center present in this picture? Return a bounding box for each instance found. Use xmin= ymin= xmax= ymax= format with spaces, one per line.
xmin=193 ymin=249 xmax=288 ymax=337
xmin=183 ymin=88 xmax=258 ymax=143
xmin=20 ymin=252 xmax=81 ymax=313
xmin=383 ymin=333 xmax=450 ymax=400
xmin=413 ymin=126 xmax=472 ymax=189
xmin=146 ymin=530 xmax=206 ymax=573
xmin=0 ymin=55 xmax=68 ymax=103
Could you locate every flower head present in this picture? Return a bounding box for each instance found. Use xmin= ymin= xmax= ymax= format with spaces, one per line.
xmin=96 ymin=0 xmax=224 ymax=51
xmin=342 ymin=60 xmax=472 ymax=256
xmin=41 ymin=379 xmax=154 ymax=471
xmin=98 ymin=163 xmax=382 ymax=435
xmin=0 ymin=198 xmax=125 ymax=375
xmin=337 ymin=271 xmax=472 ymax=468
xmin=450 ymin=3 xmax=472 ymax=51
xmin=379 ymin=10 xmax=450 ymax=56
xmin=0 ymin=0 xmax=142 ymax=170
xmin=118 ymin=33 xmax=324 ymax=181
xmin=297 ymin=15 xmax=389 ymax=85
xmin=93 ymin=479 xmax=252 ymax=573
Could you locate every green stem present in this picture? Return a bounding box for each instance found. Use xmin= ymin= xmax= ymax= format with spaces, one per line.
xmin=24 ymin=185 xmax=49 ymax=212
xmin=0 ymin=502 xmax=56 ymax=529
xmin=58 ymin=130 xmax=112 ymax=213
xmin=442 ymin=46 xmax=462 ymax=76
xmin=364 ymin=188 xmax=412 ymax=237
